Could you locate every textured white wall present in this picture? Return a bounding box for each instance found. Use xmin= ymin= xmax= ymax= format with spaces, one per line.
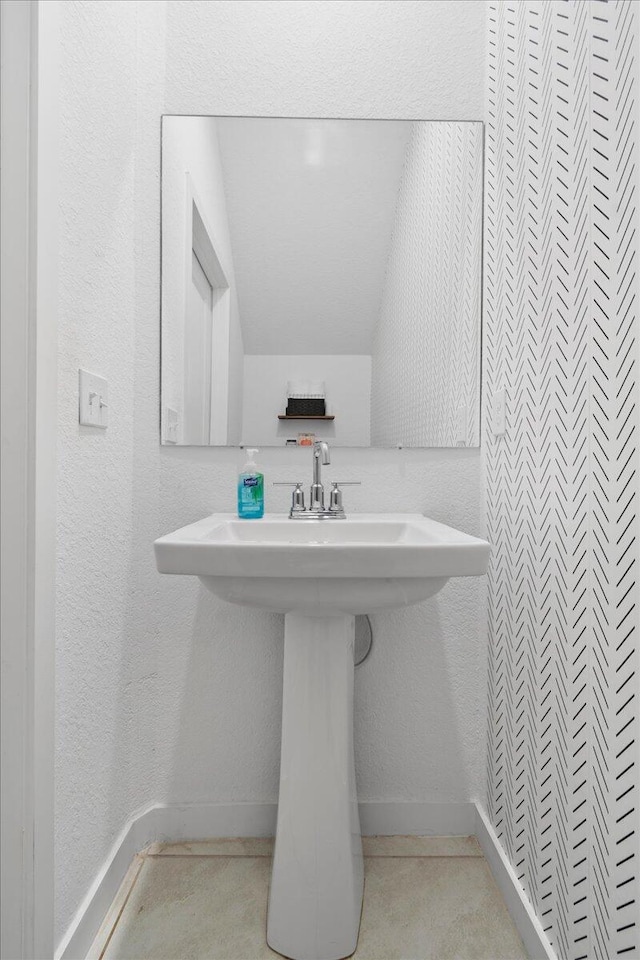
xmin=165 ymin=0 xmax=485 ymax=120
xmin=56 ymin=0 xmax=167 ymax=945
xmin=485 ymin=3 xmax=640 ymax=958
xmin=242 ymin=355 xmax=372 ymax=446
xmin=371 ymin=122 xmax=482 ymax=447
xmin=56 ymin=0 xmax=486 ymax=948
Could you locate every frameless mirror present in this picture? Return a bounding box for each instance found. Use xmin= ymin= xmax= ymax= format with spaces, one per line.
xmin=161 ymin=116 xmax=483 ymax=447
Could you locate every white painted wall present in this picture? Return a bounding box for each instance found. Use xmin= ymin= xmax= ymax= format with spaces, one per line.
xmin=242 ymin=355 xmax=371 ymax=446
xmin=165 ymin=0 xmax=485 ymax=121
xmin=55 ymin=0 xmax=486 ymax=949
xmin=55 ymin=0 xmax=167 ymax=947
xmin=161 ymin=115 xmax=244 ymax=445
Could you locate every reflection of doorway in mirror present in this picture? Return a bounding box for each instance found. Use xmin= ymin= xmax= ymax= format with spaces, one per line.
xmin=187 ymin=183 xmax=231 ymax=445
xmin=184 ymin=251 xmax=213 ymax=445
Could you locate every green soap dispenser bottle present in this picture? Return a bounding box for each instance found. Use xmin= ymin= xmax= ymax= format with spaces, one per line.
xmin=237 ymin=448 xmax=264 ymax=519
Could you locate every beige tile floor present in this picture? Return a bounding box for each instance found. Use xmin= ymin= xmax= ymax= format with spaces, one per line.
xmin=91 ymin=837 xmax=527 ymax=960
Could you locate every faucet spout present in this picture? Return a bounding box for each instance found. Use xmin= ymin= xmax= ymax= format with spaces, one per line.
xmin=311 ymin=441 xmax=330 ymax=510
xmin=314 ymin=440 xmax=330 ymax=465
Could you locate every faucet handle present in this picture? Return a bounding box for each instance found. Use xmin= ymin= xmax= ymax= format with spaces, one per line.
xmin=328 ymin=481 xmax=361 ymax=513
xmin=273 ymin=482 xmax=306 ymax=514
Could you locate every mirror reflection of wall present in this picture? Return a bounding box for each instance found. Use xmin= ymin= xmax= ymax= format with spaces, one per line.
xmin=161 ymin=116 xmax=483 ymax=448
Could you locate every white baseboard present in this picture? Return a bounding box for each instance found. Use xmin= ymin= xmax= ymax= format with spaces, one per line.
xmin=360 ymin=799 xmax=476 ymax=836
xmin=58 ymin=799 xmax=550 ymax=960
xmin=475 ymin=804 xmax=557 ymax=960
xmin=55 ymin=799 xmax=475 ymax=959
xmin=55 ymin=803 xmax=155 ymax=960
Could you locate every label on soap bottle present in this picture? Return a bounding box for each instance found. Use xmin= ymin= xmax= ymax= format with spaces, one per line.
xmin=237 ymin=473 xmax=264 ymax=518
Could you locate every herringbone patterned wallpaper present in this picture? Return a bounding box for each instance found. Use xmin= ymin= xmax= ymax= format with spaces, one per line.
xmin=371 ymin=122 xmax=482 ymax=447
xmin=485 ymin=2 xmax=639 ymax=957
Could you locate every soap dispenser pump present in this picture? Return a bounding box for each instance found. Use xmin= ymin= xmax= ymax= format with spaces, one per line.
xmin=237 ymin=448 xmax=264 ymax=519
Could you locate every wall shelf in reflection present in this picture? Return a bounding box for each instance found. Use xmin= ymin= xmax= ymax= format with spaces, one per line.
xmin=278 ymin=414 xmax=336 ymax=420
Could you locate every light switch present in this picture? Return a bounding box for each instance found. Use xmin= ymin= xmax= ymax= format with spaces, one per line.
xmin=493 ymin=388 xmax=506 ymax=436
xmin=163 ymin=406 xmax=179 ymax=444
xmin=79 ymin=369 xmax=108 ymax=428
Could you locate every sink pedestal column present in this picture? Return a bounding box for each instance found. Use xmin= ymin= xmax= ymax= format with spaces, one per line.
xmin=267 ymin=613 xmax=364 ymax=960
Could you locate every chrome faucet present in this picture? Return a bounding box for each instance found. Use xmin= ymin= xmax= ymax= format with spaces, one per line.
xmin=274 ymin=440 xmax=360 ymax=519
xmin=310 ymin=441 xmax=331 ymax=511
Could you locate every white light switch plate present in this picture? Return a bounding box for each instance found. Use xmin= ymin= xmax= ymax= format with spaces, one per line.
xmin=79 ymin=369 xmax=108 ymax=428
xmin=493 ymin=388 xmax=506 ymax=436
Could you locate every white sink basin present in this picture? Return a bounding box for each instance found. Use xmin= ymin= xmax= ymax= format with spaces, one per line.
xmin=154 ymin=512 xmax=490 ymax=614
xmin=154 ymin=512 xmax=489 ymax=960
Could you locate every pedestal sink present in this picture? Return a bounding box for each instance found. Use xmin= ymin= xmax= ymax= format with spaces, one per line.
xmin=154 ymin=513 xmax=490 ymax=960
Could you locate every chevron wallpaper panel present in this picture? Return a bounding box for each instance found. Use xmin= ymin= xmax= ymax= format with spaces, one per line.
xmin=370 ymin=122 xmax=482 ymax=447
xmin=485 ymin=2 xmax=639 ymax=958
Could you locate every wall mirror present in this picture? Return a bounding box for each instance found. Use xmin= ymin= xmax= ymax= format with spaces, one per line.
xmin=161 ymin=116 xmax=483 ymax=447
